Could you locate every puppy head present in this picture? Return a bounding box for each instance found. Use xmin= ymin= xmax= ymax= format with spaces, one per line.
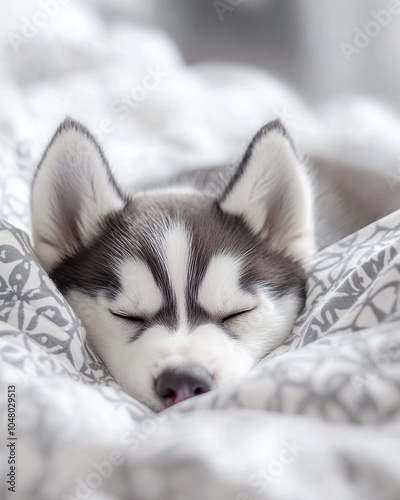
xmin=32 ymin=118 xmax=314 ymax=411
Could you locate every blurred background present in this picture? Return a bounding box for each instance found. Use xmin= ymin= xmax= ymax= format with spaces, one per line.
xmin=107 ymin=0 xmax=399 ymax=108
xmin=1 ymin=0 xmax=400 ymax=231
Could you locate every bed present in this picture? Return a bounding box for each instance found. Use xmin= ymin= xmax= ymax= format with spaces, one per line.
xmin=1 ymin=3 xmax=400 ymax=499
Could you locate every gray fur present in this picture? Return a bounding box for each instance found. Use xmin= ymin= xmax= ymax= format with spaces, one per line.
xmin=50 ymin=194 xmax=306 ymax=335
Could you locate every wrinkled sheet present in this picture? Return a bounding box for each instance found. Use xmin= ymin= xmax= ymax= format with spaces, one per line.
xmin=1 ymin=2 xmax=400 ymax=499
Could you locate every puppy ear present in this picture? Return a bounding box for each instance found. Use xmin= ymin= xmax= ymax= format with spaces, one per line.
xmin=219 ymin=120 xmax=315 ymax=266
xmin=31 ymin=118 xmax=126 ymax=272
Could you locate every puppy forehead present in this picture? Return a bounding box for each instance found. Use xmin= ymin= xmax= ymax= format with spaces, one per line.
xmin=112 ymin=221 xmax=193 ymax=318
xmin=115 ymin=258 xmax=163 ymax=313
xmin=162 ymin=222 xmax=191 ymax=291
xmin=198 ymin=254 xmax=255 ymax=314
xmin=162 ymin=222 xmax=191 ymax=319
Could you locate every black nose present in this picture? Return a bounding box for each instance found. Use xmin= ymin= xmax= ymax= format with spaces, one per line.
xmin=155 ymin=366 xmax=212 ymax=407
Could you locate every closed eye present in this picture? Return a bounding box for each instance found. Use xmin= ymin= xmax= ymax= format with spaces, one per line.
xmin=109 ymin=310 xmax=145 ymax=324
xmin=222 ymin=308 xmax=256 ymax=323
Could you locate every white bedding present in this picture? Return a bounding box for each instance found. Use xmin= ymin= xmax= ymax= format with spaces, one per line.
xmin=1 ymin=2 xmax=400 ymax=499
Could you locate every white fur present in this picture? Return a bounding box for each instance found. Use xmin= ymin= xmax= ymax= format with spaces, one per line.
xmin=66 ymin=251 xmax=301 ymax=412
xmin=162 ymin=222 xmax=191 ymax=327
xmin=135 ymin=186 xmax=201 ymax=198
xmin=32 ymin=126 xmax=124 ymax=272
xmin=198 ymin=254 xmax=256 ymax=315
xmin=68 ymin=289 xmax=255 ymax=412
xmin=220 ymin=131 xmax=315 ymax=266
xmin=113 ymin=259 xmax=163 ymax=315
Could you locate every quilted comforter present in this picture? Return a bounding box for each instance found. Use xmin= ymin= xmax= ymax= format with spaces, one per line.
xmin=1 ymin=2 xmax=400 ymax=499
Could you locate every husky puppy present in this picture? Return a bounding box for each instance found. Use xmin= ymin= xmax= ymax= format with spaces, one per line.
xmin=31 ymin=118 xmax=396 ymax=411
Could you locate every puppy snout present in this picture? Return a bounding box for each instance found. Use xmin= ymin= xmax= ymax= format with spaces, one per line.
xmin=155 ymin=366 xmax=212 ymax=408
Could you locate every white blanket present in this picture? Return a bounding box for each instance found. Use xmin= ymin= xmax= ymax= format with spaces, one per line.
xmin=1 ymin=2 xmax=400 ymax=499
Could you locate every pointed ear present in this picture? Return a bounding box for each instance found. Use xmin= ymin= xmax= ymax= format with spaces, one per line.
xmin=219 ymin=120 xmax=315 ymax=266
xmin=31 ymin=118 xmax=126 ymax=272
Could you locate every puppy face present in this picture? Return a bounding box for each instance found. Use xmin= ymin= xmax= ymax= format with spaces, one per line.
xmin=31 ymin=119 xmax=314 ymax=411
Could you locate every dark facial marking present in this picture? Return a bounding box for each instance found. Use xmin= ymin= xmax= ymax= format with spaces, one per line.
xmin=50 ymin=192 xmax=306 ymax=336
